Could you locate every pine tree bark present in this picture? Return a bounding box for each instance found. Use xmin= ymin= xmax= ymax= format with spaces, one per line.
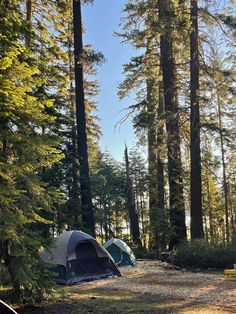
xmin=190 ymin=0 xmax=204 ymax=239
xmin=147 ymin=77 xmax=158 ymax=255
xmin=229 ymin=196 xmax=236 ymax=237
xmin=68 ymin=19 xmax=81 ymax=228
xmin=217 ymin=91 xmax=229 ymax=244
xmin=157 ymin=85 xmax=166 ymax=250
xmin=146 ymin=4 xmax=159 ymax=256
xmin=26 ymin=0 xmax=32 ymax=47
xmin=158 ymin=0 xmax=186 ymax=248
xmin=73 ymin=0 xmax=95 ymax=237
xmin=124 ymin=146 xmax=142 ymax=247
xmin=206 ymin=176 xmax=214 ymax=242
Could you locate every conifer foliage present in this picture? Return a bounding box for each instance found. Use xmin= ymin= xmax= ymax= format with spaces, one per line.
xmin=0 ymin=0 xmax=63 ymax=300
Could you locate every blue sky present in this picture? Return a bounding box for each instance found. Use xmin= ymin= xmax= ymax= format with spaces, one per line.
xmin=82 ymin=0 xmax=136 ymax=161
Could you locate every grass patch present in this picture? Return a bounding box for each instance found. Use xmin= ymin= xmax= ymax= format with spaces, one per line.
xmin=67 ymin=289 xmax=173 ymax=313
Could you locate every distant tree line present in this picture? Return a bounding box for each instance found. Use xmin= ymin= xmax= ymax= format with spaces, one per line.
xmin=119 ymin=0 xmax=236 ymax=253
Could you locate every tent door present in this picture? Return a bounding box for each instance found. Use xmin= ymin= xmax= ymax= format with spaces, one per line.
xmin=68 ymin=241 xmax=108 ymax=277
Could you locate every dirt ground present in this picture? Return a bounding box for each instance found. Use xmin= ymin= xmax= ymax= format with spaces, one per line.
xmin=16 ymin=260 xmax=236 ymax=314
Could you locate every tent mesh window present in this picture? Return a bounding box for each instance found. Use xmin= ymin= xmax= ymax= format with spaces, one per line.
xmin=68 ymin=241 xmax=112 ymax=278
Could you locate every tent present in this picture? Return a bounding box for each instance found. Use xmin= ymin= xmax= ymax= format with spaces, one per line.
xmin=103 ymin=238 xmax=136 ymax=267
xmin=40 ymin=231 xmax=121 ymax=285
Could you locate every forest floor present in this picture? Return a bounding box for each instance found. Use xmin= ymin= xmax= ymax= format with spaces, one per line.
xmin=15 ymin=260 xmax=236 ymax=313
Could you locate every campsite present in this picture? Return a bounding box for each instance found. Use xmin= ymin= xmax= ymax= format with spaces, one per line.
xmin=15 ymin=260 xmax=236 ymax=314
xmin=1 ymin=0 xmax=236 ymax=313
xmin=1 ymin=233 xmax=236 ymax=313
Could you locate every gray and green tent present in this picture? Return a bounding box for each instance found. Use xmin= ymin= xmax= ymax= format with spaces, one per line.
xmin=103 ymin=238 xmax=136 ymax=267
xmin=40 ymin=230 xmax=121 ymax=285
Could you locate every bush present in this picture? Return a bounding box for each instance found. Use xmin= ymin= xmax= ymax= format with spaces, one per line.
xmin=0 ymin=249 xmax=55 ymax=303
xmin=175 ymin=240 xmax=236 ymax=269
xmin=0 ymin=263 xmax=10 ymax=286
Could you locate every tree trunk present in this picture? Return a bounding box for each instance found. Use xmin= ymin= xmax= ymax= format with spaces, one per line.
xmin=104 ymin=204 xmax=109 ymax=241
xmin=124 ymin=146 xmax=142 ymax=247
xmin=206 ymin=176 xmax=214 ymax=242
xmin=3 ymin=241 xmax=21 ymax=298
xmin=190 ymin=0 xmax=204 ymax=239
xmin=158 ymin=0 xmax=186 ymax=248
xmin=216 ymin=91 xmax=229 ymax=244
xmin=26 ymin=0 xmax=32 ymax=47
xmin=203 ymin=211 xmax=209 ymax=243
xmin=147 ymin=76 xmax=158 ymax=255
xmin=72 ymin=0 xmax=95 ymax=237
xmin=229 ymin=195 xmax=235 ymax=236
xmin=157 ymin=85 xmax=166 ymax=250
xmin=68 ymin=18 xmax=81 ymax=228
xmin=146 ymin=4 xmax=159 ymax=256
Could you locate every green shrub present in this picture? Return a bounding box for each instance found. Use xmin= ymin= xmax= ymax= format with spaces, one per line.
xmin=175 ymin=240 xmax=236 ymax=269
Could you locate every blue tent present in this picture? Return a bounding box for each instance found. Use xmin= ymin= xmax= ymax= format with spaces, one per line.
xmin=103 ymin=238 xmax=136 ymax=267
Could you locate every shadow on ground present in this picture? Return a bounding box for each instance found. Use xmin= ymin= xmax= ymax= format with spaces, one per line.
xmin=16 ymin=284 xmax=235 ymax=314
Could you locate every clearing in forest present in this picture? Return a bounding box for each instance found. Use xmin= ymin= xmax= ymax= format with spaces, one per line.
xmin=16 ymin=260 xmax=236 ymax=314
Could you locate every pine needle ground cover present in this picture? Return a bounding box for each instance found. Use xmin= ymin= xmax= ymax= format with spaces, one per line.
xmin=13 ymin=261 xmax=236 ymax=314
